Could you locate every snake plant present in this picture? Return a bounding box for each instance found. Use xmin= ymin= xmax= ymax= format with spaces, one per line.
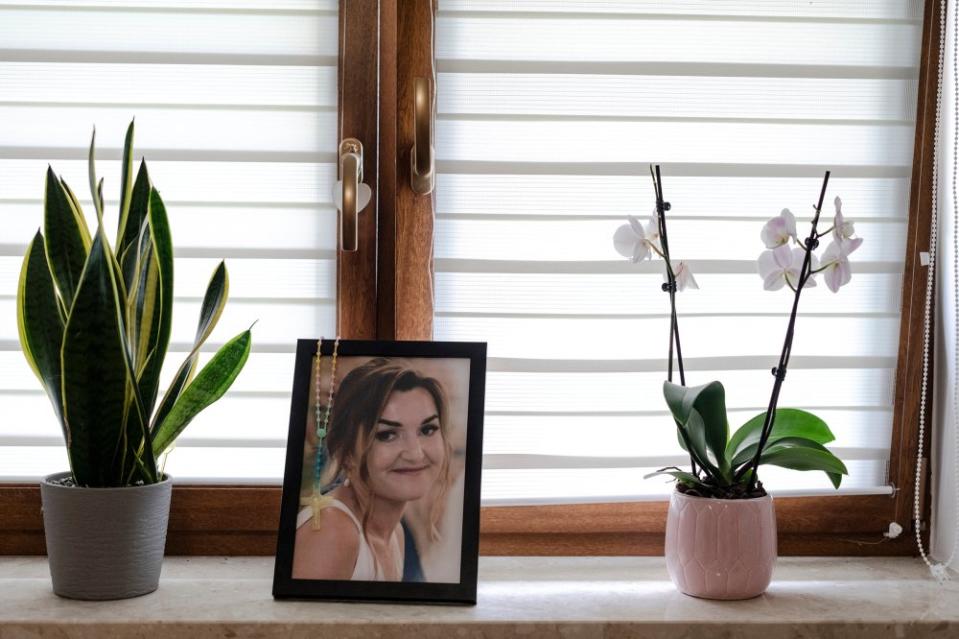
xmin=16 ymin=121 xmax=252 ymax=487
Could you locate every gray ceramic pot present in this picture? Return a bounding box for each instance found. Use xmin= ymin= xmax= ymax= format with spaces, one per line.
xmin=40 ymin=472 xmax=173 ymax=600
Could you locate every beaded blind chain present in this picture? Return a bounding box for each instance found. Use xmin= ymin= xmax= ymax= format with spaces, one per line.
xmin=914 ymin=0 xmax=959 ymax=584
xmin=311 ymin=336 xmax=340 ymax=529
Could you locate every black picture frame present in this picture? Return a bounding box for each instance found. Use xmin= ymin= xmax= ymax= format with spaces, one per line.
xmin=272 ymin=339 xmax=486 ymax=605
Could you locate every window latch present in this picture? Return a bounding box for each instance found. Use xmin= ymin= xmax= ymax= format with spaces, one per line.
xmin=411 ymin=77 xmax=435 ymax=195
xmin=334 ymin=138 xmax=371 ymax=252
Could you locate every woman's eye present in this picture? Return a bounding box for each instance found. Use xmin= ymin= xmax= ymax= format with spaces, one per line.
xmin=420 ymin=423 xmax=439 ymax=437
xmin=375 ymin=430 xmax=397 ymax=443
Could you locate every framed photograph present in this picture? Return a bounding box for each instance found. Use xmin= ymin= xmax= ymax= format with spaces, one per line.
xmin=272 ymin=339 xmax=486 ymax=604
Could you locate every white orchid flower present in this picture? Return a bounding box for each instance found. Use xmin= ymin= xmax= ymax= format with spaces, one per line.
xmin=613 ymin=215 xmax=652 ymax=262
xmin=758 ymin=246 xmax=818 ymax=291
xmin=831 ymin=196 xmax=863 ymax=254
xmin=820 ymin=240 xmax=853 ymax=293
xmin=644 ymin=210 xmax=662 ymax=249
xmin=760 ymin=208 xmax=798 ymax=249
xmin=673 ymin=261 xmax=699 ymax=291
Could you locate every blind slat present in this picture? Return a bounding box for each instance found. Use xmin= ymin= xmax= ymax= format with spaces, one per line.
xmin=435 ymin=315 xmax=900 ymax=360
xmin=0 ymin=8 xmax=337 ymax=56
xmin=435 ymin=218 xmax=904 ymax=262
xmin=436 ymin=273 xmax=902 ymax=315
xmin=435 ymin=174 xmax=910 ymax=219
xmin=437 ymin=17 xmax=920 ymax=68
xmin=439 ymin=74 xmax=918 ymax=122
xmin=437 ymin=121 xmax=915 ymax=166
xmin=0 ymin=257 xmax=336 ymax=299
xmin=0 ymin=62 xmax=337 ymax=107
xmin=439 ymin=1 xmax=922 ymax=21
xmin=0 ymin=159 xmax=337 ymax=203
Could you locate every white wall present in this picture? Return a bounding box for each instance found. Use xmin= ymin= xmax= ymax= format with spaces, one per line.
xmin=932 ymin=0 xmax=958 ymax=569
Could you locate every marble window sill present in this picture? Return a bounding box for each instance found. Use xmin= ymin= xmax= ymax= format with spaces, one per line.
xmin=1 ymin=556 xmax=957 ymax=638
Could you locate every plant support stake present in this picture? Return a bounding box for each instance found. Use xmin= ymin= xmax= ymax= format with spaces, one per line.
xmin=651 ymin=165 xmax=695 ymax=475
xmin=741 ymin=171 xmax=831 ymax=492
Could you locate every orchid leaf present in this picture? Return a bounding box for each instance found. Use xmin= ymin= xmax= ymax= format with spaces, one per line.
xmin=664 ymin=380 xmax=731 ymax=480
xmin=758 ymin=442 xmax=847 ymax=489
xmin=727 ymin=408 xmax=834 ymax=462
xmin=643 ymin=466 xmax=704 ymax=488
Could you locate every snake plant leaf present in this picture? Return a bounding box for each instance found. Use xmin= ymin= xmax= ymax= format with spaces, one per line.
xmin=726 ymin=408 xmax=835 ymax=463
xmin=117 ymin=119 xmax=135 ymax=242
xmin=152 ymin=329 xmax=252 ymax=457
xmin=60 ymin=229 xmax=135 ymax=487
xmin=107 ymin=245 xmax=158 ymax=486
xmin=151 ymin=262 xmax=229 ymax=431
xmin=96 ymin=178 xmax=105 ymax=223
xmin=118 ymin=159 xmax=151 ymax=292
xmin=151 ymin=356 xmax=198 ymax=435
xmin=59 ymin=178 xmax=85 ymax=225
xmin=133 ymin=188 xmax=174 ymax=415
xmin=663 ymin=380 xmax=731 ymax=478
xmin=43 ymin=167 xmax=91 ymax=311
xmin=129 ymin=225 xmax=161 ymax=377
xmin=757 ymin=442 xmax=848 ymax=489
xmin=195 ymin=261 xmax=229 ymax=345
xmin=17 ymin=232 xmax=66 ymax=437
xmin=88 ymin=127 xmax=104 ymax=220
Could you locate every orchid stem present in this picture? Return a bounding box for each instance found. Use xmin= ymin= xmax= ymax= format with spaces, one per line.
xmin=738 ymin=171 xmax=831 ymax=492
xmin=651 ymin=165 xmax=695 ymax=478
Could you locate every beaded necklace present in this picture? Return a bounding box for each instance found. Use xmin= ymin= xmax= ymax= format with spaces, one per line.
xmin=310 ymin=336 xmax=340 ymax=529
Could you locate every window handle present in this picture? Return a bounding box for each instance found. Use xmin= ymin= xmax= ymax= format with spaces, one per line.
xmin=334 ymin=137 xmax=371 ymax=252
xmin=410 ymin=77 xmax=434 ymax=195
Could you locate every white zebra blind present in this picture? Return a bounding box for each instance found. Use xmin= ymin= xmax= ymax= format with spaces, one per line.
xmin=433 ymin=0 xmax=924 ymax=504
xmin=0 ymin=0 xmax=338 ymax=483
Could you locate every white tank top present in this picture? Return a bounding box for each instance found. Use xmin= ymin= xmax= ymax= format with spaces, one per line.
xmin=296 ymin=500 xmax=403 ymax=581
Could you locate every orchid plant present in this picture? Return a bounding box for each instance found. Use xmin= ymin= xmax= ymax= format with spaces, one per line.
xmin=613 ymin=169 xmax=852 ymax=499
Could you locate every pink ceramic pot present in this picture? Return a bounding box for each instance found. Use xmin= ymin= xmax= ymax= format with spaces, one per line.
xmin=665 ymin=490 xmax=777 ymax=600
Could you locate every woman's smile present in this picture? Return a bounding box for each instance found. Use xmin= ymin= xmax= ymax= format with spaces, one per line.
xmin=391 ymin=464 xmax=430 ymax=475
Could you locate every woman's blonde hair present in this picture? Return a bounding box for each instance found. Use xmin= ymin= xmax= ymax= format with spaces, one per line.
xmin=324 ymin=358 xmax=453 ymax=542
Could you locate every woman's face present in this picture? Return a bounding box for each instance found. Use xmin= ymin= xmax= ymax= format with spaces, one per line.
xmin=365 ymin=387 xmax=446 ymax=503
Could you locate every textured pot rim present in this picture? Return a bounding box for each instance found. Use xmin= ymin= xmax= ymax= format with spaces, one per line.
xmin=671 ymin=488 xmax=773 ymax=503
xmin=41 ymin=471 xmax=173 ymax=492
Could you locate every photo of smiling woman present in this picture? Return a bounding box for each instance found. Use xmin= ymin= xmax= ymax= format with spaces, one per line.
xmin=291 ymin=356 xmax=468 ymax=583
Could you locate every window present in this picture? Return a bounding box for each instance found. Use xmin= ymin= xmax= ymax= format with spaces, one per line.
xmin=0 ymin=0 xmax=940 ymax=556
xmin=433 ymin=1 xmax=920 ymax=504
xmin=428 ymin=0 xmax=938 ymax=554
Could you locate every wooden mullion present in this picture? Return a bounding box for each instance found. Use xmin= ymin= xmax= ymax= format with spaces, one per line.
xmin=377 ymin=0 xmax=399 ymax=339
xmin=336 ymin=0 xmax=380 ymax=338
xmin=386 ymin=0 xmax=436 ymax=340
xmin=888 ymin=0 xmax=943 ymax=534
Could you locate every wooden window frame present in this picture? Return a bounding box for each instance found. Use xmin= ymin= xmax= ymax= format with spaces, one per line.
xmin=0 ymin=0 xmax=942 ymax=557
